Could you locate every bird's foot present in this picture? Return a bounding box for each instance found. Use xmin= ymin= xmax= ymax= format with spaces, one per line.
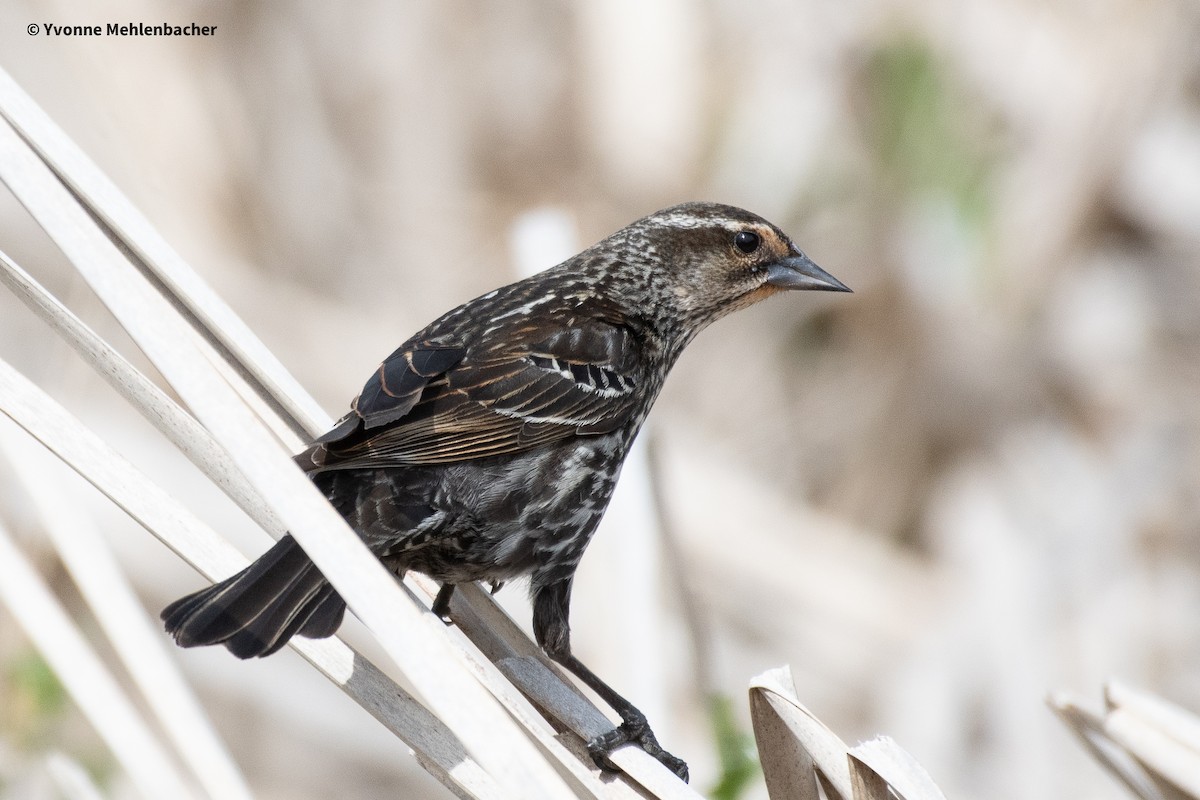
xmin=586 ymin=710 xmax=689 ymax=783
xmin=431 ymin=583 xmax=455 ymax=624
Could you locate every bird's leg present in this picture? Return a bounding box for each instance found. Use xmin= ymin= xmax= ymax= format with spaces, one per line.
xmin=533 ymin=580 xmax=689 ymax=782
xmin=431 ymin=582 xmax=456 ymax=621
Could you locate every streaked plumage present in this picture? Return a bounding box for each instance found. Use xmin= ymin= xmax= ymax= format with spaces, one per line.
xmin=161 ymin=202 xmax=850 ymax=781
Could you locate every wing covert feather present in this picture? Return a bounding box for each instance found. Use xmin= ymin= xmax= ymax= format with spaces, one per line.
xmin=302 ymin=318 xmax=644 ymax=470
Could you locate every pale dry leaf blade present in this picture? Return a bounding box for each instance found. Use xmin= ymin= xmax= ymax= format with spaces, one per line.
xmin=750 ymin=687 xmax=822 ymax=800
xmin=291 ymin=639 xmax=504 ymax=800
xmin=750 ymin=666 xmax=852 ymax=800
xmin=1103 ymin=682 xmax=1200 ymax=799
xmin=847 ymin=754 xmax=893 ymax=800
xmin=1108 ymin=681 xmax=1200 ymax=755
xmin=849 ymin=737 xmax=947 ymax=800
xmin=1104 ymin=706 xmax=1200 ymax=797
xmin=1048 ymin=691 xmax=1167 ymax=800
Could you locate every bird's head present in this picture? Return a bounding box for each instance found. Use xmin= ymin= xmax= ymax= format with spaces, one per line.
xmin=610 ymin=202 xmax=851 ymax=334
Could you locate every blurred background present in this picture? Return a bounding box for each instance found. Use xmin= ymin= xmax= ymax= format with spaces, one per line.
xmin=1 ymin=0 xmax=1199 ymax=798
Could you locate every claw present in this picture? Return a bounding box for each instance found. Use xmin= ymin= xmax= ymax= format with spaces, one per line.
xmin=657 ymin=751 xmax=689 ymax=783
xmin=586 ymin=734 xmax=622 ymax=774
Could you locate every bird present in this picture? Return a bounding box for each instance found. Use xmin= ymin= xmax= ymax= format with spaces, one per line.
xmin=161 ymin=202 xmax=850 ymax=782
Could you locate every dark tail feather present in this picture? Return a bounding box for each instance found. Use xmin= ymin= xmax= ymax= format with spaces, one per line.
xmin=161 ymin=535 xmax=346 ymax=659
xmin=298 ymin=585 xmax=348 ymax=638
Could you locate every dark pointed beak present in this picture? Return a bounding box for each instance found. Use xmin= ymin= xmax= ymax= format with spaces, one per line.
xmin=764 ymin=254 xmax=852 ymax=293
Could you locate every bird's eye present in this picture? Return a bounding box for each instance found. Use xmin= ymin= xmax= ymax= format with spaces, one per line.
xmin=734 ymin=230 xmax=760 ymax=254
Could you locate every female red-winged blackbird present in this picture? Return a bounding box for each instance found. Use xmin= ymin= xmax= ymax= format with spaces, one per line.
xmin=162 ymin=202 xmax=850 ymax=781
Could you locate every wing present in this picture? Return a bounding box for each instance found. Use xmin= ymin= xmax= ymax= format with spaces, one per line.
xmin=299 ymin=319 xmax=644 ymax=471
